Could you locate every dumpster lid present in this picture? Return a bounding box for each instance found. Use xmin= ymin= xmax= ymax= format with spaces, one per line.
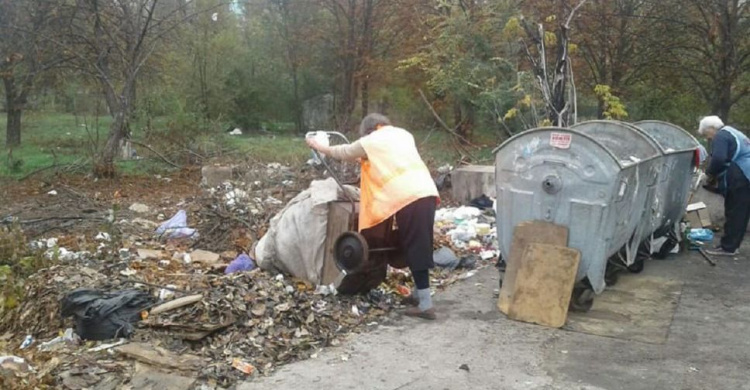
xmin=634 ymin=120 xmax=700 ymax=153
xmin=492 ymin=127 xmax=622 ymax=167
xmin=571 ymin=120 xmax=661 ymax=165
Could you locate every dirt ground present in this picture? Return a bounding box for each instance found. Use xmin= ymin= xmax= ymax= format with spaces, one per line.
xmin=239 ymin=246 xmax=750 ymax=390
xmin=3 ymin=171 xmax=748 ymax=390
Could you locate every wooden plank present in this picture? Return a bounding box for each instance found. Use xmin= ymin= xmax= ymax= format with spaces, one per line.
xmin=498 ymin=221 xmax=568 ymax=314
xmin=506 ymin=243 xmax=581 ymax=328
xmin=115 ymin=343 xmax=204 ymax=371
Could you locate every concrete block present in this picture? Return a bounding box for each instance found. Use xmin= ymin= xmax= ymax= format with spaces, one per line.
xmin=450 ymin=165 xmax=496 ymax=204
xmin=201 ymin=165 xmax=234 ymax=187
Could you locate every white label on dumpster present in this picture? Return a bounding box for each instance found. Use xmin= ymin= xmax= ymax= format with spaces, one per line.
xmin=550 ymin=133 xmax=572 ymax=149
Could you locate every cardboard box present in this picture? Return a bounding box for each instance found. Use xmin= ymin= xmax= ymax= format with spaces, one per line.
xmin=686 ymin=202 xmax=713 ymax=228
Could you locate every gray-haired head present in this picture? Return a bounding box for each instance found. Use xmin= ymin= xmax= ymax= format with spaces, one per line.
xmin=698 ymin=115 xmax=724 ymax=140
xmin=359 ymin=113 xmax=392 ymax=137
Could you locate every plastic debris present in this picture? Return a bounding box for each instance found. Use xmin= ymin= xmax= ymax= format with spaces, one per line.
xmin=306 ymin=131 xmax=330 ymax=164
xmin=95 ymin=232 xmax=111 ymax=241
xmin=314 ymin=284 xmax=338 ymax=296
xmin=87 ymin=339 xmax=127 ymax=352
xmin=225 ymin=254 xmax=255 ymax=274
xmin=47 ymin=190 xmax=58 ymax=196
xmin=119 ymin=248 xmax=131 ymax=261
xmin=20 ymin=335 xmax=33 ymax=349
xmin=232 ymin=358 xmax=255 ymax=375
xmin=459 ymin=255 xmax=478 ymax=269
xmin=434 ymin=247 xmax=460 ymax=270
xmin=156 ymin=210 xmax=197 ymax=239
xmin=437 ymin=164 xmax=453 ymax=174
xmin=158 ymin=286 xmax=177 ymax=301
xmin=469 ymin=194 xmax=494 ymax=210
xmin=60 ymin=288 xmax=155 ymax=340
xmin=120 ymin=268 xmax=137 ymax=277
xmin=479 ymin=250 xmax=497 ymax=260
xmin=688 ymin=228 xmax=714 ymax=243
xmin=0 ymin=355 xmax=34 ymax=374
xmin=38 ymin=328 xmax=79 ymax=351
xmin=396 ymin=285 xmax=411 ymax=297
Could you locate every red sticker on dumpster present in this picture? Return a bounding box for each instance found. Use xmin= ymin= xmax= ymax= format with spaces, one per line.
xmin=550 ymin=133 xmax=572 ymax=149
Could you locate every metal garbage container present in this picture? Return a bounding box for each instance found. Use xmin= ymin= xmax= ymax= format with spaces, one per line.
xmin=494 ymin=122 xmax=662 ymax=294
xmin=633 ymin=120 xmax=701 ymax=237
xmin=570 ymin=121 xmax=664 ymax=274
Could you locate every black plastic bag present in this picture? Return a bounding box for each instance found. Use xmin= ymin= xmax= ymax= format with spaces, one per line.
xmin=60 ymin=288 xmax=155 ymax=341
xmin=469 ymin=194 xmax=493 ymax=210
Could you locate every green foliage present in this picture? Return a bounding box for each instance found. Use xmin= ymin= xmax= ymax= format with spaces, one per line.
xmin=0 ymin=223 xmax=52 ymax=313
xmin=399 ymin=1 xmax=519 ymax=135
xmin=594 ymin=85 xmax=628 ymax=120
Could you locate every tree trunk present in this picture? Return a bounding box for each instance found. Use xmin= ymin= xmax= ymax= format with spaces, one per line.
xmin=714 ymin=84 xmax=732 ymax=122
xmin=95 ymin=110 xmax=128 ymax=178
xmin=361 ymin=78 xmax=369 ymax=117
xmin=291 ymin=64 xmax=303 ymax=133
xmin=3 ymin=78 xmax=22 ymax=148
xmin=5 ymin=108 xmax=22 ymax=148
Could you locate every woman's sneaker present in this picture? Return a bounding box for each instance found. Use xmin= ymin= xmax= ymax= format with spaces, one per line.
xmin=704 ymin=247 xmax=738 ymax=256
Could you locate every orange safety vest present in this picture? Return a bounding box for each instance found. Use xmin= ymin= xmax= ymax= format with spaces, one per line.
xmin=358 ymin=126 xmax=439 ymax=231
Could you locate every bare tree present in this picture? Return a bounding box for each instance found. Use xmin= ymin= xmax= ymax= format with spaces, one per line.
xmin=263 ymin=0 xmax=314 ymax=133
xmin=66 ymin=0 xmax=210 ymax=177
xmin=317 ymin=0 xmax=398 ymax=133
xmin=0 ymin=0 xmax=69 ymax=148
xmin=574 ymin=0 xmax=662 ymax=117
xmin=520 ymin=0 xmax=588 ymax=127
xmin=657 ymin=0 xmax=750 ymax=121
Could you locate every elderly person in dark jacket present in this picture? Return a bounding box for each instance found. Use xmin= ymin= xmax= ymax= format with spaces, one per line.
xmin=699 ymin=116 xmax=750 ymax=256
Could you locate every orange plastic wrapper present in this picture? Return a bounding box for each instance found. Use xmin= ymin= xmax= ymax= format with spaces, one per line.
xmin=396 ymin=285 xmax=411 ymax=297
xmin=232 ymin=358 xmax=256 ymax=375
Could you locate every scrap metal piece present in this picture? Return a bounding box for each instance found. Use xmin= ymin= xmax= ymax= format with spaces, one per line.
xmin=698 ymin=248 xmax=717 ymax=266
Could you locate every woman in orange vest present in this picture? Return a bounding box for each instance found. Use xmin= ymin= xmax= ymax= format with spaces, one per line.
xmin=306 ymin=113 xmax=440 ymax=320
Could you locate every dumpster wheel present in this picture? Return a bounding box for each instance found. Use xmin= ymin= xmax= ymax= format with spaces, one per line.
xmin=569 ymin=286 xmax=595 ymax=313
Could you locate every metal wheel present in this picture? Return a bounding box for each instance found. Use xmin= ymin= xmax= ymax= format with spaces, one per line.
xmin=334 ymin=231 xmax=369 ymax=273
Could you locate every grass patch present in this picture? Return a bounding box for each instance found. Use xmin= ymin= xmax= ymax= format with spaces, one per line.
xmin=0 ymin=112 xmax=502 ymax=179
xmin=223 ymin=134 xmax=310 ymax=165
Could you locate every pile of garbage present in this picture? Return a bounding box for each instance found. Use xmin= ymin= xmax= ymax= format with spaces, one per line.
xmin=0 ymin=255 xmax=395 ymax=388
xmin=0 ymin=162 xmax=503 ymax=389
xmin=194 ymin=163 xmax=316 ymax=253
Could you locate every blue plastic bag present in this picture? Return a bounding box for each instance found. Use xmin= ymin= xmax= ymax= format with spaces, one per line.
xmin=687 ymin=228 xmax=714 ymax=242
xmin=225 ymin=254 xmax=255 ymax=274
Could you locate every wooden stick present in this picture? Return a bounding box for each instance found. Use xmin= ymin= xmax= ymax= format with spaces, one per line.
xmin=150 ymin=294 xmax=204 ymax=316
